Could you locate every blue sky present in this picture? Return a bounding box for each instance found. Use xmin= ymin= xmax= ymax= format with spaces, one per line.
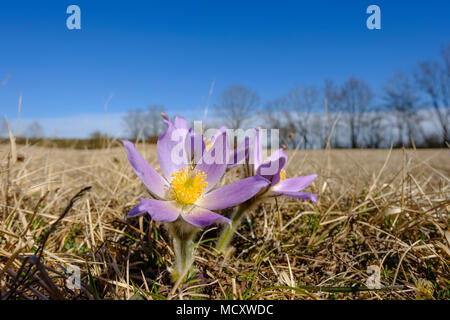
xmin=0 ymin=0 xmax=449 ymax=137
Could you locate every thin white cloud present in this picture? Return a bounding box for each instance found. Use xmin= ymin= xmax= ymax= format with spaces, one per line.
xmin=2 ymin=113 xmax=125 ymax=138
xmin=2 ymin=109 xmax=205 ymax=138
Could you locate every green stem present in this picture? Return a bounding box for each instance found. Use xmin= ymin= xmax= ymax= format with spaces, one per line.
xmin=216 ymin=199 xmax=256 ymax=253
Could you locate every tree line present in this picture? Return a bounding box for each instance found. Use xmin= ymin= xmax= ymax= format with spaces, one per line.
xmin=216 ymin=43 xmax=450 ymax=148
xmin=2 ymin=43 xmax=448 ymax=149
xmin=122 ymin=43 xmax=449 ymax=149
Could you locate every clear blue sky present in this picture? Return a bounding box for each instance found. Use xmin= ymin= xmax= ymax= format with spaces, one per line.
xmin=0 ymin=0 xmax=449 ymax=136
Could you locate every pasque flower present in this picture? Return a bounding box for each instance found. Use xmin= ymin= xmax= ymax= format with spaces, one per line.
xmin=203 ymin=125 xmax=251 ymax=168
xmin=251 ymin=128 xmax=318 ymax=201
xmin=124 ymin=119 xmax=268 ymax=227
xmin=216 ymin=128 xmax=318 ymax=253
xmin=123 ymin=116 xmax=268 ymax=281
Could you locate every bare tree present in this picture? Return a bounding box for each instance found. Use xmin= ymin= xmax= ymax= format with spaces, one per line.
xmin=283 ymin=86 xmax=319 ymax=149
xmin=309 ymin=113 xmax=327 ymax=148
xmin=360 ymin=111 xmax=389 ymax=148
xmin=122 ymin=109 xmax=150 ymax=140
xmin=147 ymin=104 xmax=166 ymax=136
xmin=323 ymin=79 xmax=344 ymax=148
xmin=384 ymin=71 xmax=422 ymax=147
xmin=339 ymin=77 xmax=373 ymax=148
xmin=215 ymin=85 xmax=260 ymax=129
xmin=261 ymin=97 xmax=294 ymax=148
xmin=414 ymin=43 xmax=450 ymax=145
xmin=25 ymin=121 xmax=44 ymax=138
xmin=122 ymin=105 xmax=166 ymax=140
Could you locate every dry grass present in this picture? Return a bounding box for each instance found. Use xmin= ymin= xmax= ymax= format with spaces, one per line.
xmin=0 ymin=141 xmax=449 ymax=300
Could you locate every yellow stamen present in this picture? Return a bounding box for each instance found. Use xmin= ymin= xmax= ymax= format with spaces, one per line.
xmin=205 ymin=139 xmax=213 ymax=151
xmin=274 ymin=169 xmax=287 ymax=187
xmin=279 ymin=169 xmax=286 ymax=182
xmin=170 ymin=166 xmax=208 ymax=205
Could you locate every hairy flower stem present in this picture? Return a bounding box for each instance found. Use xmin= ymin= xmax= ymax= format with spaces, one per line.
xmin=168 ymin=219 xmax=197 ymax=283
xmin=172 ymin=237 xmax=193 ymax=283
xmin=216 ymin=199 xmax=257 ymax=254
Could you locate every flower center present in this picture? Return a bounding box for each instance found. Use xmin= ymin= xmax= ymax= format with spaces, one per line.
xmin=279 ymin=169 xmax=286 ymax=182
xmin=274 ymin=169 xmax=286 ymax=187
xmin=204 ymin=139 xmax=213 ymax=151
xmin=170 ymin=166 xmax=208 ymax=205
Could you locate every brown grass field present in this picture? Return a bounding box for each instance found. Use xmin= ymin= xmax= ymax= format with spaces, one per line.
xmin=0 ymin=141 xmax=449 ymax=300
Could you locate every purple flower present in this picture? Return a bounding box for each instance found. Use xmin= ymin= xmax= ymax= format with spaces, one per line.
xmin=204 ymin=125 xmax=251 ymax=168
xmin=123 ymin=117 xmax=269 ymax=227
xmin=251 ymin=129 xmax=318 ymax=202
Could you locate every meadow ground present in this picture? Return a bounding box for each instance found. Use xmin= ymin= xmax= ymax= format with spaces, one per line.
xmin=0 ymin=141 xmax=449 ymax=300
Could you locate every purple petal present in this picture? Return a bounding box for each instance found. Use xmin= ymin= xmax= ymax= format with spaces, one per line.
xmin=157 ymin=120 xmax=189 ymax=180
xmin=131 ymin=198 xmax=180 ymax=222
xmin=194 ymin=130 xmax=229 ymax=192
xmin=271 ymin=171 xmax=282 ymax=187
xmin=182 ymin=206 xmax=230 ymax=227
xmin=211 ymin=126 xmax=227 ymax=144
xmin=123 ymin=140 xmax=168 ymax=199
xmin=275 ymin=191 xmax=318 ymax=202
xmin=251 ymin=128 xmax=262 ymax=170
xmin=227 ymin=135 xmax=251 ymax=168
xmin=128 ymin=203 xmax=146 ymax=217
xmin=256 ymin=149 xmax=288 ymax=182
xmin=174 ymin=116 xmax=188 ymax=130
xmin=185 ymin=128 xmax=206 ymax=163
xmin=273 ymin=174 xmax=318 ymax=193
xmin=196 ymin=175 xmax=270 ymax=211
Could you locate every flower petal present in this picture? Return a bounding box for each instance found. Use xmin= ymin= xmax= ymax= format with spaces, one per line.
xmin=174 ymin=116 xmax=188 ymax=130
xmin=185 ymin=128 xmax=205 ymax=164
xmin=275 ymin=191 xmax=318 ymax=202
xmin=182 ymin=206 xmax=230 ymax=227
xmin=157 ymin=119 xmax=189 ymax=180
xmin=211 ymin=126 xmax=227 ymax=144
xmin=123 ymin=140 xmax=168 ymax=199
xmin=196 ymin=175 xmax=270 ymax=211
xmin=131 ymin=198 xmax=180 ymax=222
xmin=252 ymin=128 xmax=262 ymax=170
xmin=256 ymin=148 xmax=288 ymax=183
xmin=128 ymin=203 xmax=146 ymax=217
xmin=273 ymin=174 xmax=318 ymax=193
xmin=194 ymin=130 xmax=229 ymax=192
xmin=227 ymin=135 xmax=251 ymax=168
